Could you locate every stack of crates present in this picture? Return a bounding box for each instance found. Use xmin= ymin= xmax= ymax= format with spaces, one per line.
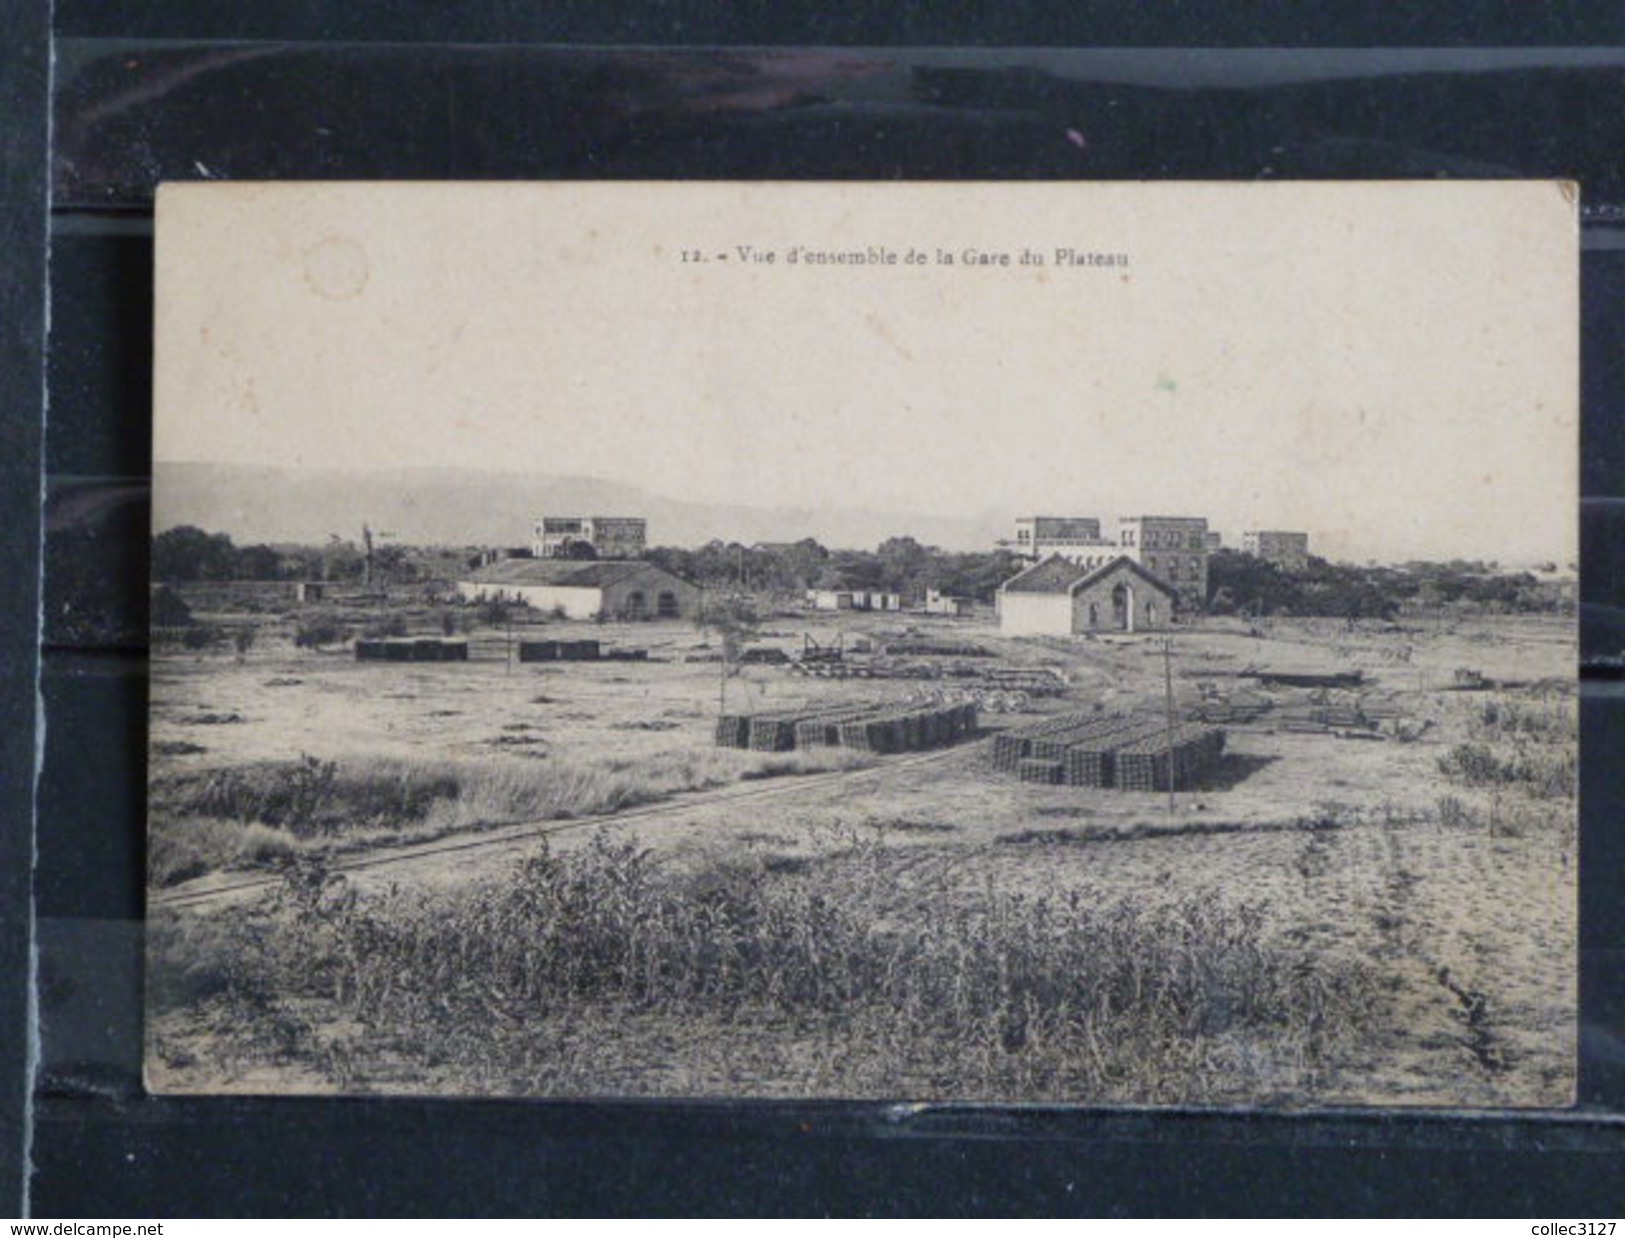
xmin=748 ymin=714 xmax=802 ymax=752
xmin=991 ymin=712 xmax=1096 ymax=773
xmin=995 ymin=712 xmax=1227 ymax=790
xmin=717 ymin=702 xmax=979 ymax=755
xmin=714 ymin=715 xmax=750 ymax=748
xmin=794 ymin=707 xmax=874 ymax=749
xmin=841 ymin=715 xmax=906 ymax=754
xmin=1054 ymin=716 xmax=1167 ymax=787
xmin=1113 ymin=726 xmax=1226 ymax=792
xmin=1017 ymin=758 xmax=1064 ymax=785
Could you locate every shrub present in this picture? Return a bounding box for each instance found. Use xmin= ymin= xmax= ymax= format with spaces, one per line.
xmin=294 ymin=611 xmax=351 ymax=651
xmin=1438 ymin=742 xmax=1576 ymax=800
xmin=477 ymin=598 xmax=525 ymax=628
xmin=361 ymin=613 xmax=409 ymax=639
xmin=1437 ymin=742 xmax=1505 ymax=787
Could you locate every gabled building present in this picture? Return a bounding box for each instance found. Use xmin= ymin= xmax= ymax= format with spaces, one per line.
xmin=1001 ymin=513 xmax=1211 ymax=609
xmin=458 ymin=559 xmax=698 ymax=621
xmin=997 ymin=555 xmax=1179 ymax=636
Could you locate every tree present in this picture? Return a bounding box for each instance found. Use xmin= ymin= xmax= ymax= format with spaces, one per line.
xmin=234 ymin=543 xmax=285 ymax=581
xmin=696 ymin=593 xmax=760 ymax=712
xmin=152 ymin=525 xmax=238 ymax=582
xmin=875 ymin=535 xmax=935 ymax=598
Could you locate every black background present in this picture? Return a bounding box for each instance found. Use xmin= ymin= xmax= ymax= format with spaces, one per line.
xmin=10 ymin=2 xmax=1625 ymax=1217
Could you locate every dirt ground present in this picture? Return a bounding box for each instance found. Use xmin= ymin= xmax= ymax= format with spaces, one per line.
xmin=148 ymin=608 xmax=1577 ymax=1107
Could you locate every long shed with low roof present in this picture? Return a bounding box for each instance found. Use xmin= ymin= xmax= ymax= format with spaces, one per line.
xmin=457 ymin=559 xmax=700 ymax=621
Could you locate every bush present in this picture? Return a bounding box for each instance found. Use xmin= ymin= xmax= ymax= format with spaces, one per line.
xmin=1438 ymin=741 xmax=1576 ymax=800
xmin=477 ymin=598 xmax=517 ymax=628
xmin=360 ymin=613 xmax=409 ymax=639
xmin=294 ymin=611 xmax=351 ymax=650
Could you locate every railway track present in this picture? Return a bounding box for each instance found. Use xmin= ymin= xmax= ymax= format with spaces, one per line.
xmin=150 ymin=738 xmax=987 ymax=913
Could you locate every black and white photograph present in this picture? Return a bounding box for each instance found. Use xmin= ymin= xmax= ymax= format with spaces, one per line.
xmin=145 ymin=181 xmax=1578 ymax=1107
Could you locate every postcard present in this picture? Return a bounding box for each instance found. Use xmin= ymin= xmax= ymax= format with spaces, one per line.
xmin=147 ymin=181 xmax=1577 ymax=1105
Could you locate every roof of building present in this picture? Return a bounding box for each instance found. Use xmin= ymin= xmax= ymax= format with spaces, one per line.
xmin=1025 ymin=516 xmax=1101 ymax=533
xmin=1001 ymin=554 xmax=1180 ymax=598
xmin=463 ymin=559 xmax=684 ymax=589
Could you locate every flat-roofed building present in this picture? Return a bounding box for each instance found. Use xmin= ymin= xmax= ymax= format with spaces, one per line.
xmin=1118 ymin=515 xmax=1210 ymax=607
xmin=1243 ymin=530 xmax=1311 ymax=572
xmin=534 ymin=516 xmax=647 ymax=560
xmin=1008 ymin=516 xmax=1106 ymax=561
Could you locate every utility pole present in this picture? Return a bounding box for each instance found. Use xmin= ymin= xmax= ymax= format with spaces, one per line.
xmin=719 ymin=636 xmax=728 ymax=716
xmin=1162 ymin=634 xmax=1178 ymax=820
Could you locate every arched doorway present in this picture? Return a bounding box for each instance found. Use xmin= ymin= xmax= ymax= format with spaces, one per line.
xmin=624 ymin=590 xmax=647 ymax=620
xmin=656 ymin=590 xmax=679 ymax=618
xmin=1111 ymin=582 xmax=1134 ymax=632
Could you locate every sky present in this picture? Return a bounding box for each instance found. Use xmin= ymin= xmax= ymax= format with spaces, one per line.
xmin=155 ymin=181 xmax=1578 ymax=565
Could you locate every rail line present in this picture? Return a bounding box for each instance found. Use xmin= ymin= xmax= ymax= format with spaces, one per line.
xmin=150 ymin=739 xmax=986 ymax=912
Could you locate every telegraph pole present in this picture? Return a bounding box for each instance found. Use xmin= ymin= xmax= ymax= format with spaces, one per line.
xmin=1162 ymin=634 xmax=1178 ymax=820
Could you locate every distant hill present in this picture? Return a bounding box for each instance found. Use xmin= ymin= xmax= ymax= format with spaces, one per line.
xmin=152 ymin=462 xmax=1009 ymax=554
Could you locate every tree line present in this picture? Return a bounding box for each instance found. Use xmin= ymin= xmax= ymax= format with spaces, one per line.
xmin=151 ymin=525 xmax=420 ymax=585
xmin=152 ymin=525 xmax=1568 ymax=616
xmin=1206 ymin=549 xmax=1568 ymax=620
xmin=645 ymin=537 xmax=1024 ymax=603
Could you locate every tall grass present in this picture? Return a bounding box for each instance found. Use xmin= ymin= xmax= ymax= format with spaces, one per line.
xmin=1437 ymin=742 xmax=1575 ymax=801
xmin=1464 ymin=696 xmax=1575 ymax=746
xmin=149 ymin=747 xmax=872 ymax=885
xmin=1438 ymin=690 xmax=1577 ymax=805
xmin=151 ymin=830 xmax=1379 ymax=1103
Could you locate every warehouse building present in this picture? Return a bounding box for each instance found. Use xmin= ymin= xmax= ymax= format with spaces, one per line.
xmin=458 ymin=559 xmax=699 ymax=621
xmin=997 ymin=555 xmax=1178 ymax=636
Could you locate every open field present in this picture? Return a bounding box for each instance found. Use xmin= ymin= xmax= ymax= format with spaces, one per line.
xmin=147 ymin=609 xmax=1576 ymax=1107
